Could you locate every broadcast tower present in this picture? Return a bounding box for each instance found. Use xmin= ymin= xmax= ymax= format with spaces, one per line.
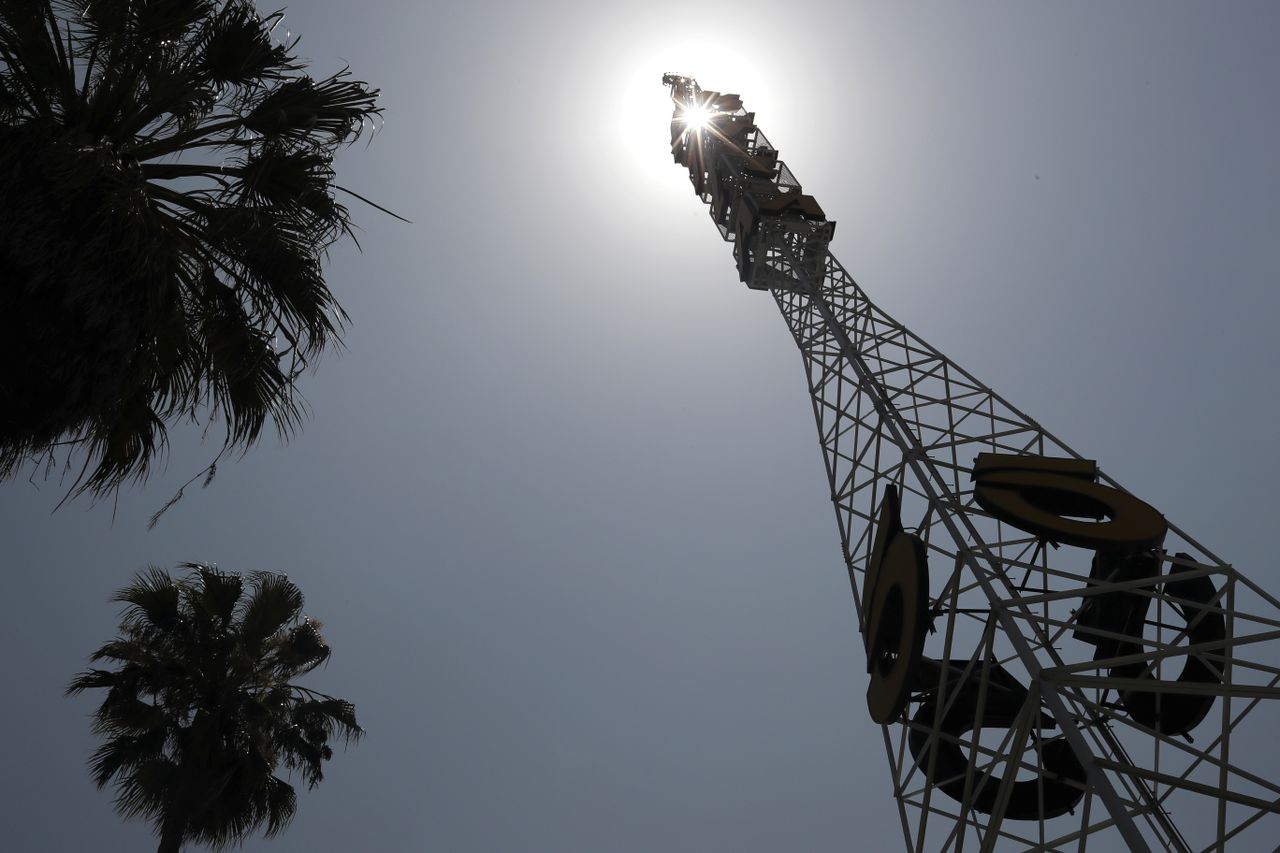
xmin=662 ymin=74 xmax=1280 ymax=851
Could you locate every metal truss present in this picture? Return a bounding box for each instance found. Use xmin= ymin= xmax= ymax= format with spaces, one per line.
xmin=663 ymin=74 xmax=1280 ymax=851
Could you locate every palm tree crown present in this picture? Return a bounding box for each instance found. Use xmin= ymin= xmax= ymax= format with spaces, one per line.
xmin=0 ymin=1 xmax=387 ymax=498
xmin=68 ymin=564 xmax=363 ymax=853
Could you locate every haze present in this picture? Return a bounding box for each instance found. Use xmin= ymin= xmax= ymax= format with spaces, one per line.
xmin=2 ymin=2 xmax=1278 ymax=850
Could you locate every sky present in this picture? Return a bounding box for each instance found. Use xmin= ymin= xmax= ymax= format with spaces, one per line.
xmin=3 ymin=2 xmax=1279 ymax=851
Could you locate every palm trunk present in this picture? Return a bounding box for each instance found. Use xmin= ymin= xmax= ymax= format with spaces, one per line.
xmin=157 ymin=813 xmax=183 ymax=853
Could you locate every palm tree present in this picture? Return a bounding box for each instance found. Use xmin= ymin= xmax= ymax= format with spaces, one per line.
xmin=68 ymin=564 xmax=363 ymax=853
xmin=0 ymin=1 xmax=393 ymax=500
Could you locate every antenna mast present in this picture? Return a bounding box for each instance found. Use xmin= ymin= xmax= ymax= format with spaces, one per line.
xmin=663 ymin=73 xmax=1280 ymax=851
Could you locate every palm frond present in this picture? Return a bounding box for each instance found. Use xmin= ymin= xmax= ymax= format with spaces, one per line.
xmin=88 ymin=728 xmax=167 ymax=788
xmin=69 ymin=563 xmax=362 ymax=849
xmin=242 ymin=70 xmax=378 ymax=145
xmin=67 ymin=667 xmax=124 ymax=695
xmin=278 ymin=617 xmax=331 ymax=674
xmin=197 ymin=3 xmax=295 ymax=86
xmin=130 ymin=0 xmax=214 ymax=43
xmin=87 ymin=638 xmax=160 ymax=667
xmin=239 ymin=571 xmax=304 ymax=652
xmin=0 ymin=0 xmax=396 ymax=501
xmin=189 ymin=564 xmax=243 ymax=624
xmin=114 ymin=565 xmax=182 ymax=631
xmin=0 ymin=1 xmax=73 ymax=118
xmin=111 ymin=756 xmax=178 ymax=822
xmin=261 ymin=774 xmax=298 ymax=837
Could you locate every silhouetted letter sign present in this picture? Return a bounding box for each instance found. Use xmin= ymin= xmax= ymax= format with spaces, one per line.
xmin=865 ymin=454 xmax=1229 ymax=817
xmin=908 ymin=660 xmax=1087 ymax=819
xmin=862 ymin=486 xmax=930 ymax=724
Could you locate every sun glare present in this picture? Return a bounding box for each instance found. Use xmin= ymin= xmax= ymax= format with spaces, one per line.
xmin=612 ymin=36 xmax=775 ymax=198
xmin=683 ymin=104 xmax=712 ymax=133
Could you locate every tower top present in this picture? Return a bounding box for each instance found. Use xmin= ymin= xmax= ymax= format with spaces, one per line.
xmin=661 ymin=76 xmax=832 ymax=293
xmin=660 ymin=73 xmax=700 ymax=94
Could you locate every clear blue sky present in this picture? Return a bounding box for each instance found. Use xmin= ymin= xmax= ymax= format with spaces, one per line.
xmin=2 ymin=2 xmax=1278 ymax=850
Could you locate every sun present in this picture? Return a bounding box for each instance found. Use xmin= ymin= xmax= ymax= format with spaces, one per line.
xmin=611 ymin=37 xmax=778 ymax=199
xmin=682 ymin=103 xmax=713 ymax=133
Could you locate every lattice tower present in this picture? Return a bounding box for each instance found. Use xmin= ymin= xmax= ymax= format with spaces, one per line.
xmin=661 ymin=74 xmax=1280 ymax=852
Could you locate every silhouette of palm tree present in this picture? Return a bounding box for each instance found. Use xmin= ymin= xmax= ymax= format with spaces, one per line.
xmin=0 ymin=1 xmax=394 ymax=499
xmin=69 ymin=564 xmax=363 ymax=853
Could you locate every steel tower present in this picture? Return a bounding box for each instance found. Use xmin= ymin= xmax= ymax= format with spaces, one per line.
xmin=661 ymin=74 xmax=1280 ymax=851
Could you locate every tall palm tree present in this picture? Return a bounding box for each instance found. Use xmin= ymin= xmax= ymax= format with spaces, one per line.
xmin=68 ymin=564 xmax=363 ymax=853
xmin=0 ymin=1 xmax=392 ymax=499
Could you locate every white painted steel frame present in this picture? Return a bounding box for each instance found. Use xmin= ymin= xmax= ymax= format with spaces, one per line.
xmin=665 ymin=76 xmax=1280 ymax=851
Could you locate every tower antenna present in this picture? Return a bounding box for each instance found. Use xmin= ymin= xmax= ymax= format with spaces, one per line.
xmin=663 ymin=74 xmax=1280 ymax=851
